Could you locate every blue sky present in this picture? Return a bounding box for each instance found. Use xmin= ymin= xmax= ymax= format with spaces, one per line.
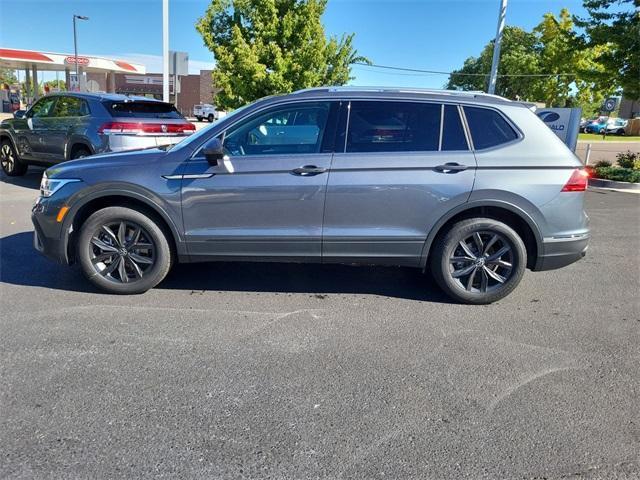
xmin=0 ymin=0 xmax=587 ymax=87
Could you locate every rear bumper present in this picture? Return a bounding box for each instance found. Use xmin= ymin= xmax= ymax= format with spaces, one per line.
xmin=103 ymin=134 xmax=190 ymax=153
xmin=533 ymin=233 xmax=590 ymax=271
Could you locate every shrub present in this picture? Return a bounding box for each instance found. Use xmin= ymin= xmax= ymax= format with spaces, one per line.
xmin=594 ymin=166 xmax=640 ymax=183
xmin=634 ymin=159 xmax=640 ymax=171
xmin=616 ymin=151 xmax=638 ymax=169
xmin=594 ymin=160 xmax=612 ymax=168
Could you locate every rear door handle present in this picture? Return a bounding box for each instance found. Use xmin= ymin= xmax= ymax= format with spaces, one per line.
xmin=434 ymin=162 xmax=468 ymax=173
xmin=291 ymin=165 xmax=327 ymax=176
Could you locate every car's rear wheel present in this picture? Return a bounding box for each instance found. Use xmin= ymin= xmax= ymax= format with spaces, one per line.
xmin=71 ymin=145 xmax=91 ymax=160
xmin=77 ymin=207 xmax=172 ymax=294
xmin=208 ymin=114 xmax=214 ymax=122
xmin=430 ymin=218 xmax=526 ymax=304
xmin=1 ymin=140 xmax=28 ymax=176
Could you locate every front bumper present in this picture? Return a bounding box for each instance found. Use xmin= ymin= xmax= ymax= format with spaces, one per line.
xmin=31 ymin=181 xmax=86 ymax=265
xmin=533 ymin=233 xmax=590 ymax=271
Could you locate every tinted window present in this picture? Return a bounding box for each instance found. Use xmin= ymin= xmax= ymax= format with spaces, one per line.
xmin=442 ymin=104 xmax=468 ymax=151
xmin=105 ymin=101 xmax=183 ymax=119
xmin=464 ymin=106 xmax=518 ymax=149
xmin=347 ymin=101 xmax=440 ymax=153
xmin=52 ymin=96 xmax=89 ymax=117
xmin=223 ymin=102 xmax=330 ymax=156
xmin=29 ymin=97 xmax=56 ymax=118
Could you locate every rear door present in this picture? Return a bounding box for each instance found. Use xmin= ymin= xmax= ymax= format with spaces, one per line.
xmin=47 ymin=95 xmax=91 ymax=161
xmin=180 ymin=100 xmax=338 ymax=261
xmin=322 ymin=100 xmax=476 ymax=266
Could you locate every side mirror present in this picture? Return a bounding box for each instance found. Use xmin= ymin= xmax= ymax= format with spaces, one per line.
xmin=202 ymin=137 xmax=225 ymax=166
xmin=13 ymin=110 xmax=26 ymax=119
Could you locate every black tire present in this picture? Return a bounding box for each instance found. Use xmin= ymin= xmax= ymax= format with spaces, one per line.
xmin=77 ymin=206 xmax=172 ymax=294
xmin=1 ymin=139 xmax=28 ymax=176
xmin=208 ymin=114 xmax=214 ymax=122
xmin=196 ymin=116 xmax=202 ymax=122
xmin=430 ymin=218 xmax=526 ymax=304
xmin=70 ymin=145 xmax=91 ymax=160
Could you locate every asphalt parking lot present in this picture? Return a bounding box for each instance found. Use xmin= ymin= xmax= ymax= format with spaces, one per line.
xmin=1 ymin=168 xmax=639 ymax=479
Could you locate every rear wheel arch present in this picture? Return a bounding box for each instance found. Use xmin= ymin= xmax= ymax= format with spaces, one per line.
xmin=421 ymin=201 xmax=542 ymax=270
xmin=67 ymin=139 xmax=94 ymax=160
xmin=66 ymin=193 xmax=182 ymax=264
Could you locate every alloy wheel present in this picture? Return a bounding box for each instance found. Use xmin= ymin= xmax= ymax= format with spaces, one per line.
xmin=448 ymin=230 xmax=514 ymax=293
xmin=89 ymin=220 xmax=156 ymax=284
xmin=1 ymin=144 xmax=15 ymax=173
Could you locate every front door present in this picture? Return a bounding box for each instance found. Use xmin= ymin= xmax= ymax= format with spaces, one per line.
xmin=14 ymin=96 xmax=57 ymax=161
xmin=323 ymin=101 xmax=477 ymax=266
xmin=181 ymin=101 xmax=338 ymax=261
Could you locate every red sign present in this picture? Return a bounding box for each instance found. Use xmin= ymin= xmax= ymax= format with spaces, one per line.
xmin=65 ymin=56 xmax=89 ymax=66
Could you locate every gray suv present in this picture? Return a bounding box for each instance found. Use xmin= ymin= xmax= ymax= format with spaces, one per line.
xmin=0 ymin=92 xmax=195 ymax=176
xmin=30 ymin=87 xmax=590 ymax=304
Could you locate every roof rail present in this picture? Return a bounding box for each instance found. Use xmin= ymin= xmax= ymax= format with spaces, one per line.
xmin=291 ymin=86 xmax=511 ymax=102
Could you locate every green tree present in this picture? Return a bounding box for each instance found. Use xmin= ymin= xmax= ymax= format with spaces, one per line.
xmin=44 ymin=79 xmax=66 ymax=91
xmin=196 ymin=0 xmax=368 ymax=110
xmin=446 ymin=26 xmax=540 ymax=100
xmin=575 ymin=0 xmax=640 ymax=99
xmin=0 ymin=68 xmax=17 ymax=86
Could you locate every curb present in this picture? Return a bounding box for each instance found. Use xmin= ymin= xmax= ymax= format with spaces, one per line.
xmin=589 ymin=177 xmax=640 ymax=192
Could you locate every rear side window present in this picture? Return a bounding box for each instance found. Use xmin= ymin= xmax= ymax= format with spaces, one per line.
xmin=441 ymin=104 xmax=468 ymax=151
xmin=52 ymin=96 xmax=89 ymax=117
xmin=464 ymin=106 xmax=518 ymax=150
xmin=347 ymin=101 xmax=440 ymax=153
xmin=104 ymin=101 xmax=183 ymax=119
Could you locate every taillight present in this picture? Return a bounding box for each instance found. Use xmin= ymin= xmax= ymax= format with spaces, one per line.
xmin=98 ymin=122 xmax=196 ymax=135
xmin=561 ymin=168 xmax=589 ymax=192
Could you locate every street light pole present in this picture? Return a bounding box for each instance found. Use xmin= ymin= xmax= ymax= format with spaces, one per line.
xmin=488 ymin=0 xmax=507 ymax=95
xmin=162 ymin=0 xmax=170 ymax=102
xmin=73 ymin=14 xmax=89 ymax=92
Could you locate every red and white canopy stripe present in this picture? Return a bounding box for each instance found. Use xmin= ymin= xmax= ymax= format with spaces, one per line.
xmin=0 ymin=48 xmax=145 ymax=74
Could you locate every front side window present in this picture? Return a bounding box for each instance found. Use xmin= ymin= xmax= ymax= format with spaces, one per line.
xmin=223 ymin=102 xmax=331 ymax=156
xmin=52 ymin=96 xmax=89 ymax=117
xmin=464 ymin=106 xmax=518 ymax=150
xmin=28 ymin=97 xmax=57 ymax=118
xmin=346 ymin=101 xmax=440 ymax=153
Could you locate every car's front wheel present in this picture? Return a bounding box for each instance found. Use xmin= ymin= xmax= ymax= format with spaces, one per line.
xmin=430 ymin=218 xmax=526 ymax=304
xmin=208 ymin=114 xmax=214 ymax=122
xmin=1 ymin=140 xmax=28 ymax=176
xmin=77 ymin=206 xmax=172 ymax=294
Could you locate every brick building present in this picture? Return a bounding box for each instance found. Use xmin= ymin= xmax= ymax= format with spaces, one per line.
xmin=86 ymin=69 xmax=217 ymax=116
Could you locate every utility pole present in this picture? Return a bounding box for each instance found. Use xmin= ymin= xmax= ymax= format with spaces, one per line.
xmin=488 ymin=0 xmax=507 ymax=95
xmin=73 ymin=15 xmax=89 ymax=92
xmin=163 ymin=0 xmax=169 ymax=102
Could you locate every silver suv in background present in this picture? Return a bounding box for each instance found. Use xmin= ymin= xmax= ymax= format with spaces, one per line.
xmin=30 ymin=87 xmax=589 ymax=304
xmin=0 ymin=93 xmax=195 ymax=176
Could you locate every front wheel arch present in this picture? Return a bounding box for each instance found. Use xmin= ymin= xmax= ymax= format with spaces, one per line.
xmin=66 ymin=193 xmax=181 ymax=265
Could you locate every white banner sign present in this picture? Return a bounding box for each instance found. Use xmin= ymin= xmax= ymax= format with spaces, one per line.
xmin=536 ymin=107 xmax=582 ymax=152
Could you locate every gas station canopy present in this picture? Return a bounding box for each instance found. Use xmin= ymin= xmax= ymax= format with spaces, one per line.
xmin=0 ymin=48 xmax=145 ymax=74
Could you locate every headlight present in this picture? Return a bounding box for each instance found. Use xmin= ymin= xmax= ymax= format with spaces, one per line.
xmin=40 ymin=172 xmax=80 ymax=198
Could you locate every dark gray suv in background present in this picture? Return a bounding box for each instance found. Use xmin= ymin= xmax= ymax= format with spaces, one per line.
xmin=0 ymin=92 xmax=195 ymax=176
xmin=30 ymin=87 xmax=590 ymax=304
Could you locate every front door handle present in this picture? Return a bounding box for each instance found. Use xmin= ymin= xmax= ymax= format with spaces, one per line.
xmin=291 ymin=165 xmax=327 ymax=176
xmin=434 ymin=162 xmax=468 ymax=173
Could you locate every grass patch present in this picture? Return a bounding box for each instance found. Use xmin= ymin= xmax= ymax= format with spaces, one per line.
xmin=579 ymin=133 xmax=640 ymax=142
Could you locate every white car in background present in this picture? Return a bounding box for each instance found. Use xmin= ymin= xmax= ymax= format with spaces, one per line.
xmin=605 ymin=118 xmax=628 ymax=135
xmin=193 ymin=104 xmax=225 ymax=122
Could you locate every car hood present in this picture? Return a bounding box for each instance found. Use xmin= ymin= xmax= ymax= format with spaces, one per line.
xmin=46 ymin=148 xmax=168 ymax=179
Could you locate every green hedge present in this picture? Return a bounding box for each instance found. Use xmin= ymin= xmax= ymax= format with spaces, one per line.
xmin=594 ymin=166 xmax=640 ymax=184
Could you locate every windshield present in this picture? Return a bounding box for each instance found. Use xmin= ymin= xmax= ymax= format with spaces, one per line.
xmin=168 ymin=101 xmax=256 ymax=152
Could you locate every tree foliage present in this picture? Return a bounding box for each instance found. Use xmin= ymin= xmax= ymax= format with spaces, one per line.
xmin=0 ymin=68 xmax=17 ymax=86
xmin=447 ymin=8 xmax=613 ymax=110
xmin=575 ymin=0 xmax=640 ymax=99
xmin=196 ymin=0 xmax=368 ymax=109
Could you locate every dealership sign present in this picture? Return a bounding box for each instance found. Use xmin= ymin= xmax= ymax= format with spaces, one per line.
xmin=536 ymin=107 xmax=582 ymax=152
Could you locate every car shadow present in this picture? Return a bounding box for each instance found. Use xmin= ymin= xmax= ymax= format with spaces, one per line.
xmin=1 ymin=231 xmax=452 ymax=303
xmin=0 ymin=166 xmax=45 ymax=190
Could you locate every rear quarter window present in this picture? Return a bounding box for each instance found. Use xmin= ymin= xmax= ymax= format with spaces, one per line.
xmin=464 ymin=106 xmax=518 ymax=150
xmin=104 ymin=101 xmax=183 ymax=119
